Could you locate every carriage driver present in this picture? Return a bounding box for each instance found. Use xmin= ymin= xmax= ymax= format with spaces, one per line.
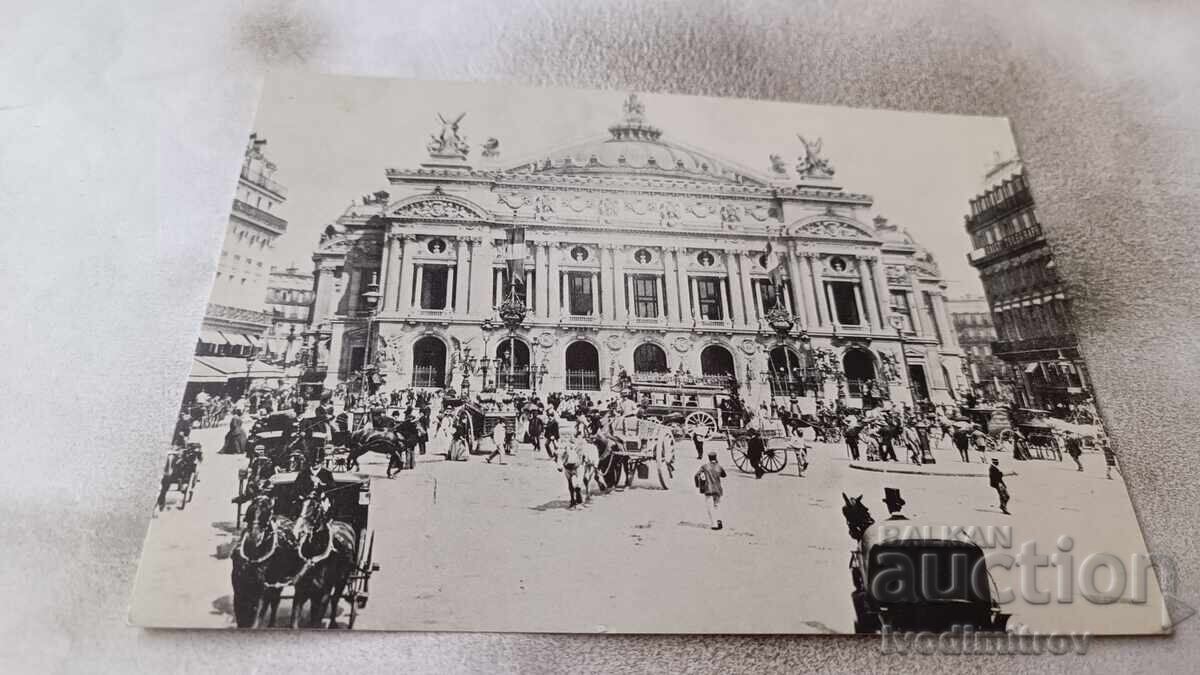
xmin=293 ymin=458 xmax=336 ymax=516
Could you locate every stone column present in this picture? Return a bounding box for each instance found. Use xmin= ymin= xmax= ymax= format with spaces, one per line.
xmin=753 ymin=280 xmax=765 ymax=322
xmin=870 ymin=257 xmax=891 ymax=330
xmin=590 ymin=272 xmax=599 ymax=316
xmin=723 ymin=252 xmax=746 ymax=327
xmin=469 ymin=236 xmax=492 ymax=318
xmin=689 ymin=277 xmax=700 ymax=322
xmin=736 ymin=251 xmax=755 ymax=326
xmin=445 ymin=266 xmax=455 ymax=310
xmin=313 ymin=263 xmax=336 ymax=325
xmin=808 ymin=256 xmax=826 ymax=327
xmin=825 ymin=281 xmax=838 ymax=326
xmin=853 ymin=285 xmax=867 ymax=327
xmin=786 ymin=245 xmax=807 ymax=329
xmin=455 ymin=237 xmax=470 ymax=315
xmin=626 ymin=274 xmax=636 ymax=319
xmin=717 ymin=278 xmax=730 ymax=324
xmin=397 ymin=235 xmax=416 ymax=313
xmin=669 ymin=248 xmax=685 ymax=323
xmin=907 ymin=289 xmax=924 ymax=335
xmin=610 ymin=246 xmax=624 ymax=321
xmin=797 ymin=253 xmax=818 ymax=327
xmin=548 ymin=243 xmax=561 ymax=320
xmin=533 ymin=242 xmax=545 ymax=318
xmin=323 ymin=321 xmax=346 ymax=388
xmin=931 ymin=290 xmax=958 ymax=349
xmin=525 ymin=270 xmax=535 ymax=311
xmin=857 ymin=256 xmax=880 ymax=330
xmin=597 ymin=247 xmax=610 ymax=320
xmin=380 ymin=234 xmax=395 ymax=312
xmin=656 ymin=275 xmax=667 ymax=320
xmin=412 ymin=265 xmax=425 ymax=311
xmin=492 ymin=268 xmax=502 ymax=307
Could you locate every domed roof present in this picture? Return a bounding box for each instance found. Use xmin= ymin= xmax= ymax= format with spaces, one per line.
xmin=506 ymin=94 xmax=767 ymax=186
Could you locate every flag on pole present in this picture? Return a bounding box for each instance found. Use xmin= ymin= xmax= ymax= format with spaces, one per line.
xmin=505 ymin=225 xmax=526 ymax=290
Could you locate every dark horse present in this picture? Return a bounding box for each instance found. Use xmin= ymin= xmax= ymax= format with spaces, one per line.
xmin=841 ymin=493 xmax=875 ymax=542
xmin=155 ymin=444 xmax=202 ymax=511
xmin=290 ymin=492 xmax=357 ymax=628
xmin=231 ymin=494 xmax=301 ymax=628
xmin=345 ymin=428 xmax=406 ymax=478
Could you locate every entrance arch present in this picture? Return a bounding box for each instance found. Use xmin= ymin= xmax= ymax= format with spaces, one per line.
xmin=700 ymin=344 xmax=736 ymax=378
xmin=496 ymin=337 xmax=531 ymax=389
xmin=412 ymin=336 xmax=447 ymax=388
xmin=564 ymin=341 xmax=600 ymax=391
xmin=768 ymin=346 xmax=808 ymax=396
xmin=842 ymin=349 xmax=877 ymax=398
xmin=633 ymin=343 xmax=669 ymax=374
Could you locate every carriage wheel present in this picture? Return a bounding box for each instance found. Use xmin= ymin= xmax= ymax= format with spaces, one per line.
xmin=655 ymin=439 xmax=670 ymax=490
xmin=729 ymin=438 xmax=751 ymax=473
xmin=685 ymin=412 xmax=716 ymax=438
xmin=761 ymin=447 xmax=788 ymax=473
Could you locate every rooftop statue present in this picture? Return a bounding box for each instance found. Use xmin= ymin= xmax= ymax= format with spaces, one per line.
xmin=623 ymin=93 xmax=646 ymax=123
xmin=427 ymin=113 xmax=471 ymax=157
xmin=796 ymin=135 xmax=836 ymax=178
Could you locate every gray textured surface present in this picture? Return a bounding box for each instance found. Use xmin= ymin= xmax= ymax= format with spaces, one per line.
xmin=1 ymin=0 xmax=1198 ymax=671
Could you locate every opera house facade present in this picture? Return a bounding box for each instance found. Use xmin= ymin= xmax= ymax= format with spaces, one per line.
xmin=307 ymin=96 xmax=965 ymax=409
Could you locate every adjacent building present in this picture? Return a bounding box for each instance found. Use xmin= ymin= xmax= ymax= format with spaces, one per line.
xmin=964 ymin=154 xmax=1090 ymax=411
xmin=306 ymin=95 xmax=965 ymax=409
xmin=187 ymin=134 xmax=290 ymax=400
xmin=264 ymin=264 xmax=315 ymax=363
xmin=947 ymin=295 xmax=1005 ymax=401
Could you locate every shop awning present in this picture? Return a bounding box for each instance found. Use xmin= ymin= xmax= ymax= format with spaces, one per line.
xmin=1024 ymin=362 xmax=1041 ymax=374
xmin=188 ymin=357 xmax=230 ymax=383
xmin=193 ymin=356 xmax=287 ymax=379
xmin=197 ymin=330 xmax=229 ymax=346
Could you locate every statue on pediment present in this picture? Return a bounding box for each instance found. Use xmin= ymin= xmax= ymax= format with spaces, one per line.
xmin=796 ymin=135 xmax=835 ymax=178
xmin=481 ymin=137 xmax=500 ymax=158
xmin=768 ymin=154 xmax=788 ymax=176
xmin=427 ymin=113 xmax=470 ymax=157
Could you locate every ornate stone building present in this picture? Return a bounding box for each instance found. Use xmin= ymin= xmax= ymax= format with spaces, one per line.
xmin=307 ymin=96 xmax=964 ymax=408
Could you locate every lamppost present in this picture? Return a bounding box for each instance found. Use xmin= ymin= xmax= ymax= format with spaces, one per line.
xmin=359 ymin=272 xmax=382 ymax=401
xmin=243 ymin=342 xmax=260 ymax=400
xmin=479 ymin=318 xmax=496 ymax=392
xmin=889 ymin=315 xmax=914 ymax=406
xmin=760 ymin=291 xmax=810 ymax=398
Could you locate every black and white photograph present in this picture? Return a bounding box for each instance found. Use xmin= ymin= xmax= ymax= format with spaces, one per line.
xmin=128 ymin=72 xmax=1167 ymax=635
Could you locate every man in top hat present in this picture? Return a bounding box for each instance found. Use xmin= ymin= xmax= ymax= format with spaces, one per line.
xmin=882 ymin=487 xmax=909 ymax=520
xmin=989 ymin=458 xmax=1010 ymax=515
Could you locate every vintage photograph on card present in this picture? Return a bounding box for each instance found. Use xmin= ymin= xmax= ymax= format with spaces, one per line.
xmin=130 ymin=71 xmax=1167 ymax=634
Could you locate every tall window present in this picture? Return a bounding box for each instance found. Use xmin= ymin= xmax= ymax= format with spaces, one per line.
xmin=755 ymin=279 xmax=781 ymax=313
xmin=420 ymin=266 xmax=449 ymax=309
xmin=632 ymin=275 xmax=659 ymax=318
xmin=890 ymin=290 xmax=913 ymax=333
xmin=696 ymin=278 xmax=722 ymax=320
xmin=828 ymin=282 xmax=861 ymax=325
xmin=568 ymin=272 xmax=593 ymax=316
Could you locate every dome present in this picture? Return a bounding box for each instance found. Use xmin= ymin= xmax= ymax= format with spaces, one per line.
xmin=507 ymin=94 xmax=767 ymax=186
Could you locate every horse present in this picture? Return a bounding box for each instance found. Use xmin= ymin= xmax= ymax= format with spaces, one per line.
xmin=155 ymin=444 xmax=201 ymax=511
xmin=231 ymin=493 xmax=301 ymax=628
xmin=559 ymin=436 xmax=603 ymax=507
xmin=841 ymin=493 xmax=875 ymax=542
xmin=290 ymin=492 xmax=357 ymax=628
xmin=345 ymin=427 xmax=406 ymax=478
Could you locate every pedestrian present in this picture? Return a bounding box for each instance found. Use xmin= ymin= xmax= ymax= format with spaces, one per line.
xmin=971 ymin=425 xmax=990 ymax=463
xmin=1065 ymin=432 xmax=1084 ymax=472
xmin=219 ymin=415 xmax=248 ymax=455
xmin=694 ymin=450 xmax=727 ymax=530
xmin=558 ymin=439 xmax=584 ymax=507
xmin=989 ymin=458 xmax=1010 ymax=514
xmin=543 ymin=413 xmax=560 ymax=460
xmin=1101 ymin=437 xmax=1117 ymax=479
xmin=844 ymin=421 xmax=861 ymax=461
xmin=486 ymin=419 xmax=509 ymax=464
xmin=878 ymin=416 xmax=899 ymax=462
xmin=527 ymin=411 xmax=544 ymax=456
xmin=882 ymin=487 xmax=909 ymax=520
xmin=691 ymin=423 xmax=709 ymax=460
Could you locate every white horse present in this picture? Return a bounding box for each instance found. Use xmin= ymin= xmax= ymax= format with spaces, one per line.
xmin=560 ymin=434 xmax=602 ymax=507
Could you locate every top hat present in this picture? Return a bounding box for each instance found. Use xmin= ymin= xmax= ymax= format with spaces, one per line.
xmin=883 ymin=487 xmax=905 ymax=509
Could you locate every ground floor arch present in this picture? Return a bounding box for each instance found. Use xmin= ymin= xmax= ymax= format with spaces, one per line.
xmin=768 ymin=346 xmax=811 ymax=397
xmin=412 ymin=335 xmax=447 ymax=388
xmin=633 ymin=342 xmax=669 ymax=374
xmin=496 ymin=336 xmax=531 ymax=389
xmin=700 ymin=344 xmax=736 ymax=378
xmin=564 ymin=341 xmax=600 ymax=391
xmin=842 ymin=348 xmax=878 ymax=399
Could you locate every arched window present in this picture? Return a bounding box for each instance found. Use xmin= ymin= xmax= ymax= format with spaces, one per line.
xmin=495 ymin=338 xmax=531 ymax=389
xmin=564 ymin=342 xmax=600 ymax=391
xmin=700 ymin=345 xmax=735 ymax=379
xmin=842 ymin=349 xmax=878 ymax=398
xmin=767 ymin=346 xmax=810 ymax=396
xmin=633 ymin=343 xmax=668 ymax=374
xmin=412 ymin=337 xmax=447 ymax=388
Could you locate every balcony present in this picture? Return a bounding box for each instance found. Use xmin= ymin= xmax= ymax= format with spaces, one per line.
xmin=968 ymin=224 xmax=1044 ymax=264
xmin=240 ymin=166 xmax=288 ymax=198
xmin=992 ymin=333 xmax=1077 ymax=356
xmin=965 ymin=184 xmax=1033 ymax=229
xmin=232 ymin=199 xmax=288 ymax=234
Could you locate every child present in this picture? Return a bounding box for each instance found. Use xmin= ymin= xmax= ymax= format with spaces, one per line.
xmin=695 ymin=451 xmax=727 ymax=530
xmin=486 ymin=420 xmax=509 ymax=464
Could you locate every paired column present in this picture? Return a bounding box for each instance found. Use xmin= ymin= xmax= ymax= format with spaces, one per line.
xmin=610 ymin=246 xmax=625 ymax=321
xmin=413 ymin=265 xmax=424 ymax=310
xmin=656 ymin=275 xmax=667 ymax=320
xmin=625 ymin=275 xmax=636 ymax=319
xmin=396 ymin=235 xmax=416 ymax=313
xmin=852 ymin=284 xmax=867 ymax=327
xmin=323 ymin=322 xmax=346 ymax=388
xmin=525 ymin=271 xmax=534 ymax=311
xmin=907 ymin=288 xmax=924 ymax=335
xmin=857 ymin=256 xmax=880 ymax=330
xmin=548 ymin=243 xmax=561 ymax=320
xmin=753 ymin=280 xmax=766 ymax=321
xmin=824 ymin=282 xmax=837 ymax=326
xmin=869 ymin=257 xmax=891 ymax=330
xmin=807 ymin=256 xmax=826 ymax=327
xmin=455 ymin=238 xmax=470 ymax=314
xmin=689 ymin=277 xmax=700 ymax=322
xmin=468 ymin=236 xmax=492 ymax=318
xmin=736 ymin=252 xmax=756 ymax=326
xmin=785 ymin=246 xmax=807 ymax=329
xmin=589 ymin=272 xmax=600 ymax=316
xmin=723 ymin=252 xmax=747 ymax=327
xmin=931 ymin=290 xmax=957 ymax=349
xmin=533 ymin=243 xmax=547 ymax=318
xmin=669 ymin=248 xmax=686 ymax=323
xmin=797 ymin=253 xmax=818 ymax=327
xmin=380 ymin=235 xmax=395 ymax=312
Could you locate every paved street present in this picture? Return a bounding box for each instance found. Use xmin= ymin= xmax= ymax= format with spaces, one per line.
xmin=130 ymin=422 xmax=1165 ymax=633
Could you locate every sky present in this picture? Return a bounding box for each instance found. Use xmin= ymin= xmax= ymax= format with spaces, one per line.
xmin=250 ymin=71 xmax=1019 ymax=297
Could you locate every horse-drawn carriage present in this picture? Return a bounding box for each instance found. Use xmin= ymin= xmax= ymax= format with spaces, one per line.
xmin=726 ymin=422 xmax=809 ymax=477
xmin=155 ymin=442 xmax=203 ymax=511
xmin=625 ymin=375 xmax=744 ymax=439
xmin=231 ymin=471 xmax=379 ymax=629
xmin=601 ymin=416 xmax=677 ymax=489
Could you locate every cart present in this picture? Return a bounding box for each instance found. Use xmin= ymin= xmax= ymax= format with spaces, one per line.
xmin=625 ymin=375 xmax=743 ymax=439
xmin=604 ymin=416 xmax=677 ymax=489
xmin=267 ymin=471 xmax=380 ymax=629
xmin=726 ymin=422 xmax=809 ymax=476
xmin=155 ymin=442 xmax=202 ymax=511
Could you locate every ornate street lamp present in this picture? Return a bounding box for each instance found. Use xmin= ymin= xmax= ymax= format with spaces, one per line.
xmin=359 ymin=273 xmax=382 ymax=400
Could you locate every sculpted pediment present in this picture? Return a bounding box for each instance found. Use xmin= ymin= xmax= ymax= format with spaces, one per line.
xmin=391 ymin=194 xmax=488 ymax=221
xmin=787 ymin=218 xmax=877 ymax=241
